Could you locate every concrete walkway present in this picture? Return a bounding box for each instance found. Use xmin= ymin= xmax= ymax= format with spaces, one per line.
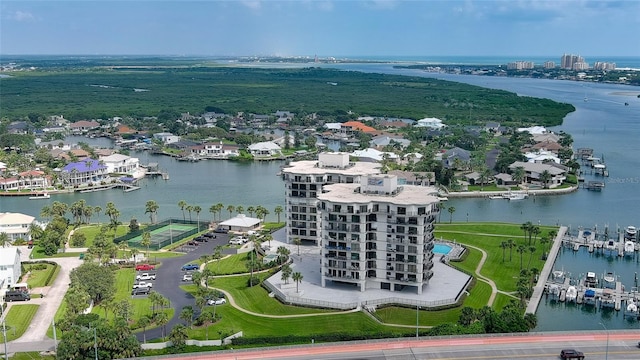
xmin=526 ymin=226 xmax=567 ymax=314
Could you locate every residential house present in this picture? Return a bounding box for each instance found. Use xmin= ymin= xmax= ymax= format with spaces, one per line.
xmin=6 ymin=122 xmax=29 ymax=135
xmin=525 ymin=150 xmax=561 ymax=164
xmin=59 ymin=159 xmax=108 ymax=186
xmin=484 ymin=122 xmax=501 ymax=133
xmin=0 ymin=247 xmax=22 ymax=289
xmin=153 ymin=132 xmax=180 ymax=144
xmin=0 ymin=212 xmax=35 ymax=242
xmin=351 ymin=148 xmax=398 ymax=163
xmin=37 ymin=140 xmax=71 ymax=151
xmin=442 ymin=147 xmax=471 ymax=169
xmin=517 ymin=126 xmax=547 ymax=135
xmin=415 ymin=117 xmax=446 ymax=129
xmin=494 ymin=173 xmax=519 ymax=187
xmin=69 ymin=120 xmax=100 ymax=134
xmin=532 ymin=133 xmax=560 ymax=143
xmin=388 ymin=170 xmax=436 ymax=185
xmin=190 ymin=141 xmax=240 ymax=158
xmin=508 ymin=161 xmax=566 ymax=188
xmin=274 ymin=110 xmax=294 ymax=122
xmin=370 ymin=135 xmax=411 ymax=149
xmin=248 ymin=141 xmax=281 ymax=157
xmin=531 ymin=141 xmax=564 ymax=155
xmin=100 ymin=154 xmax=140 ymax=176
xmin=464 ymin=171 xmax=493 ymax=186
xmin=0 ymin=170 xmax=49 ymax=191
xmin=341 ymin=121 xmax=377 ymax=137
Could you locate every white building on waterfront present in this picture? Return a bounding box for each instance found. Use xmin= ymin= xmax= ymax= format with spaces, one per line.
xmin=0 ymin=212 xmax=35 ymax=242
xmin=317 ymin=174 xmax=440 ymax=293
xmin=281 ymin=152 xmax=381 ymax=245
xmin=100 ymin=153 xmax=140 ymax=176
xmin=0 ymin=247 xmax=22 ymax=288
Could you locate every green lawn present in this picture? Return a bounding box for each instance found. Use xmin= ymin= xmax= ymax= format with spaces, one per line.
xmin=466 ymin=185 xmax=519 ymax=191
xmin=71 ymin=224 xmax=129 ymax=248
xmin=0 ymin=304 xmax=39 ymax=342
xmin=29 ymin=246 xmax=84 ymax=259
xmin=205 ymin=253 xmax=251 ymax=275
xmin=10 ymin=353 xmax=55 ymax=360
xmin=23 ymin=263 xmax=60 ymax=288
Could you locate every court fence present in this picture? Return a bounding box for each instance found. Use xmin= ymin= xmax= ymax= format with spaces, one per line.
xmin=114 ymin=218 xmax=203 ymax=250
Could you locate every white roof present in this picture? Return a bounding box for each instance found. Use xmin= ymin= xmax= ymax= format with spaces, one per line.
xmin=248 ymin=141 xmax=281 ymax=151
xmin=352 ymin=148 xmax=398 ymax=162
xmin=517 ymin=126 xmax=547 ymax=135
xmin=324 ymin=123 xmax=342 ymax=130
xmin=0 ymin=247 xmax=20 ymax=266
xmin=415 ymin=117 xmax=445 ymax=129
xmin=524 ymin=151 xmax=560 ymax=164
xmin=100 ymin=153 xmax=131 ymax=162
xmin=0 ymin=161 xmax=6 ymax=169
xmin=220 ymin=214 xmax=261 ymax=228
xmin=0 ymin=212 xmax=35 ymax=226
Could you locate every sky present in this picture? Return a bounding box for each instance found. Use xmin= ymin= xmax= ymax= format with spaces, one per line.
xmin=1 ymin=0 xmax=639 ymax=58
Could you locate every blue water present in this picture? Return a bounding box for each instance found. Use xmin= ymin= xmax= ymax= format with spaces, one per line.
xmin=434 ymin=244 xmax=452 ymax=255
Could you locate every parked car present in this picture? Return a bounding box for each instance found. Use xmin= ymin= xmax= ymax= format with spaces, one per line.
xmin=229 ymin=236 xmax=247 ymax=245
xmin=203 ymin=232 xmax=216 ymax=238
xmin=213 ymin=227 xmax=229 ymax=234
xmin=4 ymin=291 xmax=30 ymax=302
xmin=560 ymin=349 xmax=585 ymax=360
xmin=207 ymin=298 xmax=226 ymax=305
xmin=135 ymin=264 xmax=155 ymax=271
xmin=194 ymin=236 xmax=208 ymax=242
xmin=136 ymin=273 xmax=156 ymax=281
xmin=132 ymin=281 xmax=153 ymax=289
xmin=182 ymin=274 xmax=193 ymax=282
xmin=187 ymin=240 xmax=199 ymax=246
xmin=181 ymin=263 xmax=199 ymax=271
xmin=131 ymin=287 xmax=150 ymax=296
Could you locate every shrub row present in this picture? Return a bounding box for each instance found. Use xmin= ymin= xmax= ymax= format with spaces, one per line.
xmin=22 ymin=260 xmax=59 ymax=286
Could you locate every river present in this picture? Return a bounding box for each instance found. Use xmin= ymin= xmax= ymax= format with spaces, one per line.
xmin=1 ymin=64 xmax=639 ymax=331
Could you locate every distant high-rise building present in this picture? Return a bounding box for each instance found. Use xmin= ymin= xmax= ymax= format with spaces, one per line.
xmin=572 ymin=61 xmax=589 ymax=71
xmin=544 ymin=61 xmax=556 ymax=69
xmin=593 ymin=61 xmax=616 ymax=70
xmin=561 ymin=54 xmax=586 ymax=70
xmin=507 ymin=61 xmax=534 ymax=70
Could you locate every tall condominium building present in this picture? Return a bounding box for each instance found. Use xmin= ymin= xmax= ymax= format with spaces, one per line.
xmin=318 ymin=174 xmax=440 ymax=294
xmin=543 ymin=61 xmax=556 ymax=69
xmin=282 ymin=152 xmax=381 ymax=245
xmin=561 ymin=54 xmax=585 ymax=70
xmin=593 ymin=61 xmax=616 ymax=71
xmin=506 ymin=61 xmax=534 ymax=70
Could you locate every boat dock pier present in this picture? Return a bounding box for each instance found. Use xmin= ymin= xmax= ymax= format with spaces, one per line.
xmin=526 ymin=226 xmax=567 ymax=314
xmin=583 ymin=181 xmax=605 ymax=191
xmin=143 ymin=162 xmax=169 ymax=180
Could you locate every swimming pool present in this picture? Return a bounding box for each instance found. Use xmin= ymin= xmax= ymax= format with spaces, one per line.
xmin=434 ymin=243 xmax=452 ymax=255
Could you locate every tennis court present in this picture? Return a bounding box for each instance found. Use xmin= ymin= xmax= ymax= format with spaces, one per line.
xmin=124 ymin=221 xmax=199 ymax=250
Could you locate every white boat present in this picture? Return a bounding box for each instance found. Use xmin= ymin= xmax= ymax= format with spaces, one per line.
xmin=547 ymin=284 xmax=560 ymax=299
xmin=605 ymin=239 xmax=618 ymax=252
xmin=583 ymin=288 xmax=597 ymax=306
xmin=603 ymin=271 xmax=616 ymax=289
xmin=625 ymin=298 xmax=639 ymax=317
xmin=565 ymin=286 xmax=577 ymax=303
xmin=600 ymin=289 xmax=616 ymax=308
xmin=502 ymin=191 xmax=528 ymax=200
xmin=29 ymin=193 xmax=50 ymax=200
xmin=624 ymin=241 xmax=636 ymax=257
xmin=625 ymin=226 xmax=637 ymax=241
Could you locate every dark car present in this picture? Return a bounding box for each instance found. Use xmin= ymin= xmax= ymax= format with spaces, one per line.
xmin=181 ymin=263 xmax=199 ymax=271
xmin=4 ymin=291 xmax=30 ymax=302
xmin=131 ymin=287 xmax=150 ymax=296
xmin=187 ymin=240 xmax=199 ymax=246
xmin=213 ymin=227 xmax=229 ymax=234
xmin=560 ymin=349 xmax=584 ymax=360
xmin=194 ymin=236 xmax=208 ymax=242
xmin=203 ymin=232 xmax=216 ymax=238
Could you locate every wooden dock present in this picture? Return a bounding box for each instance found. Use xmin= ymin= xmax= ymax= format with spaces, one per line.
xmin=526 ymin=226 xmax=567 ymax=314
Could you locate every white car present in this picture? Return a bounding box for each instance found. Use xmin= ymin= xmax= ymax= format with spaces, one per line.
xmin=132 ymin=281 xmax=153 ymax=289
xmin=207 ymin=298 xmax=226 ymax=305
xmin=136 ymin=273 xmax=156 ymax=281
xmin=229 ymin=237 xmax=247 ymax=245
xmin=182 ymin=274 xmax=193 ymax=282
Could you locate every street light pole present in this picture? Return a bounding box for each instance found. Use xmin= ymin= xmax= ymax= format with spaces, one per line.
xmin=2 ymin=305 xmax=7 ymax=360
xmin=415 ymin=305 xmax=419 ymax=338
xmin=93 ymin=327 xmax=98 ymax=360
xmin=599 ymin=322 xmax=609 ymax=360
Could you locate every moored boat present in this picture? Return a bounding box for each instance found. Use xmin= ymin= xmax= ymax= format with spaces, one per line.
xmin=565 ymin=285 xmax=577 ymax=303
xmin=583 ymin=288 xmax=597 ymax=306
xmin=624 ymin=241 xmax=635 ymax=257
xmin=584 ymin=271 xmax=598 ymax=288
xmin=603 ymin=271 xmax=616 ymax=289
xmin=29 ymin=192 xmax=50 ymax=200
xmin=625 ymin=226 xmax=637 ymax=241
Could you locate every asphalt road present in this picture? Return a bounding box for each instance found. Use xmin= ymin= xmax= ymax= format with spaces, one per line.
xmin=137 ymin=232 xmax=231 ymax=341
xmin=124 ymin=330 xmax=640 ymax=359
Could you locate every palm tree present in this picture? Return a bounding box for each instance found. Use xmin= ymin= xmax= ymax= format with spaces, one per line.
xmin=193 ymin=205 xmax=202 ymax=230
xmin=281 ymin=264 xmax=292 ymax=284
xmin=520 ymin=222 xmax=531 ymax=244
xmin=0 ymin=233 xmax=10 ymax=248
xmin=215 ymin=203 xmax=224 ymax=221
xmin=293 ymin=237 xmax=302 ymax=256
xmin=226 ymin=205 xmax=235 ymax=219
xmin=130 ymin=248 xmax=140 ymax=264
xmin=517 ymin=245 xmax=526 ymax=270
xmin=213 ymin=245 xmax=223 ymax=274
xmin=154 ymin=311 xmax=169 ymax=341
xmin=531 ymin=226 xmax=541 ymax=245
xmin=178 ymin=200 xmax=187 ymax=221
xmin=276 ymin=246 xmax=290 ymax=265
xmin=93 ymin=206 xmax=102 ymax=221
xmin=512 ymin=166 xmax=525 ymax=186
xmin=40 ymin=205 xmax=52 ymax=221
xmin=138 ymin=315 xmax=151 ymax=343
xmin=292 ymin=272 xmax=303 ymax=293
xmin=179 ymin=306 xmax=195 ymax=329
xmin=527 ymin=246 xmax=537 ymax=269
xmin=236 ymin=205 xmax=244 ymax=215
xmin=247 ymin=206 xmax=255 ymax=218
xmin=500 ymin=241 xmax=508 ymax=263
xmin=185 ymin=205 xmax=193 ymax=221
xmin=436 ymin=203 xmax=445 ymax=223
xmin=209 ymin=205 xmax=216 ymax=223
xmin=539 ymin=170 xmax=552 ymax=189
xmin=274 ymin=205 xmax=283 ymax=223
xmin=199 ymin=311 xmax=215 ymax=341
xmin=447 ymin=206 xmax=456 ymax=223
xmin=141 ymin=231 xmax=151 ymax=258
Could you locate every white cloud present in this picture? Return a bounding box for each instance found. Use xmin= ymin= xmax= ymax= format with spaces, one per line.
xmin=12 ymin=10 xmax=35 ymax=22
xmin=241 ymin=1 xmax=262 ymax=11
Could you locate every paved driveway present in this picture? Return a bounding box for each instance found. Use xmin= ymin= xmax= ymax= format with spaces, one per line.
xmin=7 ymin=248 xmax=83 ymax=352
xmin=139 ymin=233 xmax=231 ymax=341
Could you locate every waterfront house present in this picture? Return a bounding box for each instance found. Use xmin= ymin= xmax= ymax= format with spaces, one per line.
xmin=517 ymin=126 xmax=547 ymax=135
xmin=0 ymin=170 xmax=49 ymax=191
xmin=532 ymin=133 xmax=560 ymax=143
xmin=69 ymin=120 xmax=100 ymax=134
xmin=0 ymin=247 xmax=22 ymax=289
xmin=190 ymin=141 xmax=240 ymax=158
xmin=153 ymin=132 xmax=180 ymax=144
xmin=442 ymin=147 xmax=471 ymax=169
xmin=370 ymin=135 xmax=411 ymax=149
xmin=351 ymin=148 xmax=398 ymax=163
xmin=494 ymin=173 xmax=519 ymax=187
xmin=531 ymin=141 xmax=564 ymax=155
xmin=0 ymin=212 xmax=35 ymax=242
xmin=7 ymin=121 xmax=30 ymax=135
xmin=248 ymin=141 xmax=281 ymax=157
xmin=59 ymin=159 xmax=108 ymax=186
xmin=508 ymin=161 xmax=566 ymax=188
xmin=525 ymin=150 xmax=561 ymax=164
xmin=100 ymin=153 xmax=140 ymax=175
xmin=341 ymin=121 xmax=377 ymax=136
xmin=484 ymin=122 xmax=501 ymax=133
